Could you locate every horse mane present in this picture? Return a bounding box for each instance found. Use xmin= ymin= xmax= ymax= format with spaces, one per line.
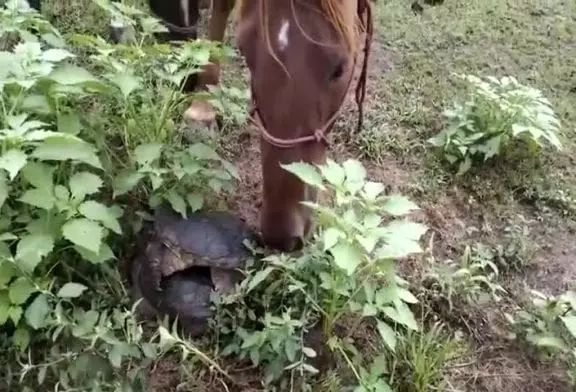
xmin=235 ymin=0 xmax=360 ymax=74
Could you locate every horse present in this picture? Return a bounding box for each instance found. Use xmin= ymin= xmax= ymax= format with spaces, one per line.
xmin=27 ymin=0 xmax=374 ymax=252
xmin=111 ymin=0 xmax=374 ymax=252
xmin=232 ymin=1 xmax=373 ymax=251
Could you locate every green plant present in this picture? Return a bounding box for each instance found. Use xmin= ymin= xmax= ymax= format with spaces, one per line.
xmin=0 ymin=2 xmax=238 ymax=390
xmin=387 ymin=320 xmax=463 ymax=392
xmin=422 ymin=243 xmax=506 ymax=311
xmin=429 ymin=74 xmax=563 ymax=175
xmin=506 ymin=289 xmax=576 ymax=386
xmin=212 ymin=159 xmax=428 ymax=390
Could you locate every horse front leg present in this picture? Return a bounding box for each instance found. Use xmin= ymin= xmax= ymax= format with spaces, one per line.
xmin=183 ymin=0 xmax=235 ymax=126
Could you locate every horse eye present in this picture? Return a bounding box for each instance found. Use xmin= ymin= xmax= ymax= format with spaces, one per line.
xmin=329 ymin=62 xmax=345 ymax=82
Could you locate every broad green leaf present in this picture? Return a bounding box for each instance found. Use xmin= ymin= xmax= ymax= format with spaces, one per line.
xmin=364 ymin=181 xmax=385 ymax=200
xmin=37 ymin=365 xmax=47 ymax=385
xmin=78 ymin=201 xmax=122 ymax=234
xmin=186 ymin=193 xmax=204 ymax=212
xmin=561 ymin=315 xmax=576 ymax=339
xmin=285 ymin=339 xmax=298 ymax=362
xmin=42 ymin=48 xmax=74 ymax=62
xmin=528 ymin=334 xmax=568 ymax=351
xmin=149 ymin=173 xmax=164 ymax=190
xmin=62 ymin=218 xmax=103 ymax=254
xmin=0 ymin=261 xmax=16 ymax=289
xmin=356 ymin=233 xmax=379 ymax=253
xmin=382 ymin=303 xmax=418 ymax=331
xmin=21 ymin=94 xmax=51 ymax=114
xmin=319 ymin=159 xmax=345 ymax=186
xmin=397 ymin=288 xmax=418 ymax=304
xmin=49 ymin=64 xmax=99 ymax=85
xmin=158 ymin=326 xmax=178 ymax=350
xmin=19 ymin=188 xmax=55 ymax=210
xmin=363 ymin=303 xmax=378 ymax=316
xmin=377 ymin=321 xmax=397 ymax=352
xmin=187 ymin=143 xmax=219 ymax=160
xmin=9 ymin=306 xmax=22 ymax=324
xmin=377 ymin=221 xmax=427 ymax=259
xmin=21 ymin=162 xmax=54 ymax=190
xmin=74 ymin=243 xmax=115 ymax=264
xmin=166 ymin=191 xmax=187 ymax=218
xmin=25 ymin=293 xmax=51 ymax=329
xmin=57 ymin=112 xmax=81 ymax=135
xmin=13 ymin=326 xmax=30 ymax=351
xmin=32 ymin=137 xmax=103 ymax=169
xmin=57 ymin=282 xmax=88 ymax=298
xmin=382 ymin=195 xmax=420 ymax=216
xmin=456 ymin=156 xmax=472 ymax=176
xmin=0 ymin=233 xmax=17 ymax=241
xmin=343 ymin=159 xmax=366 ymax=193
xmin=343 ymin=159 xmax=366 ymax=183
xmin=24 ymin=130 xmax=78 ymax=141
xmin=247 ymin=266 xmax=275 ymax=294
xmin=0 ymin=292 xmax=9 ymax=324
xmin=376 ymin=286 xmax=399 ymax=306
xmin=0 ymin=174 xmax=8 ymax=209
xmin=110 ymin=73 xmax=141 ymax=98
xmin=330 ymin=243 xmax=363 ymax=275
xmin=322 ymin=227 xmax=343 ymax=251
xmin=134 ymin=143 xmax=163 ymax=166
xmin=69 ymin=171 xmax=103 ymax=200
xmin=113 ymin=170 xmax=144 ymax=197
xmin=281 ymin=162 xmax=326 ymax=190
xmin=15 ymin=234 xmax=54 ymax=273
xmin=108 ymin=344 xmax=125 ymax=368
xmin=395 ymin=301 xmax=419 ymax=331
xmin=0 ymin=150 xmax=28 ymax=181
xmin=9 ymin=277 xmax=37 ymax=305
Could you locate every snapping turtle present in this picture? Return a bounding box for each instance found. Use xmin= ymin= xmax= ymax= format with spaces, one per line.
xmin=130 ymin=206 xmax=254 ymax=337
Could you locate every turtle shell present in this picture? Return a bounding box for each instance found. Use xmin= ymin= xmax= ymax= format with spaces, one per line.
xmin=130 ymin=206 xmax=255 ymax=337
xmin=152 ymin=206 xmax=253 ymax=278
xmin=132 ymin=249 xmax=213 ymax=337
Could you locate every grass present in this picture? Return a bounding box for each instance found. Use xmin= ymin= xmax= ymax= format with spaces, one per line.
xmin=18 ymin=0 xmax=576 ymax=390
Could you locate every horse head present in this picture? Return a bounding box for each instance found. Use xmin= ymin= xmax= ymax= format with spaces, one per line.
xmin=236 ymin=0 xmax=372 ymax=251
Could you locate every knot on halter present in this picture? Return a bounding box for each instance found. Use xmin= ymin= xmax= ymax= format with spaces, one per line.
xmin=313 ymin=129 xmax=326 ymax=143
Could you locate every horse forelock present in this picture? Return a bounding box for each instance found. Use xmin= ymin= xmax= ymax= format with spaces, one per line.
xmin=236 ymin=0 xmax=360 ymax=58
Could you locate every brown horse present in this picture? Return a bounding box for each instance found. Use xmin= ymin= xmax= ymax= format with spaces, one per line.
xmin=156 ymin=0 xmax=373 ymax=251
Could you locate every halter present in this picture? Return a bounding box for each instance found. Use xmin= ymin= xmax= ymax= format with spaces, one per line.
xmin=248 ymin=1 xmax=374 ymax=149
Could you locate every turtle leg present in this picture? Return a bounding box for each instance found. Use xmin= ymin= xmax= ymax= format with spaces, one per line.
xmin=130 ymin=257 xmax=160 ymax=322
xmin=211 ymin=267 xmax=242 ymax=294
xmin=108 ymin=0 xmax=136 ymax=44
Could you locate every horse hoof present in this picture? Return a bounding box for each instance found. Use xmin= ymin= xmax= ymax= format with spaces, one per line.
xmin=183 ymin=101 xmax=218 ymax=140
xmin=184 ymin=101 xmax=217 ymax=124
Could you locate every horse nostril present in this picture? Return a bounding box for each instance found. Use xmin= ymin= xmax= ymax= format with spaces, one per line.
xmin=291 ymin=236 xmax=304 ymax=252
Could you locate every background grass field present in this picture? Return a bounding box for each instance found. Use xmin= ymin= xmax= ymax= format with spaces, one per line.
xmin=7 ymin=0 xmax=576 ymax=390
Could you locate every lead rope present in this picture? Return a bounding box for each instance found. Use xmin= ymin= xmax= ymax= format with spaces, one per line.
xmin=355 ymin=0 xmax=373 ymax=134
